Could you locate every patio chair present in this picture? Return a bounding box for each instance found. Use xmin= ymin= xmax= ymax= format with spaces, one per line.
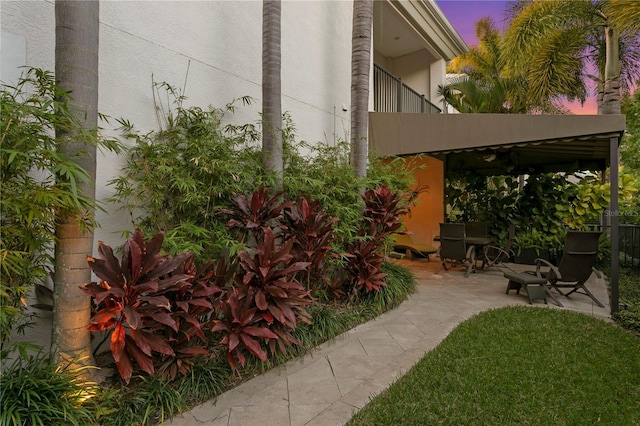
xmin=436 ymin=223 xmax=476 ymax=277
xmin=529 ymin=231 xmax=604 ymax=307
xmin=482 ymin=223 xmax=516 ymax=270
xmin=392 ymin=234 xmax=437 ymax=261
xmin=464 ymin=222 xmax=489 ymax=238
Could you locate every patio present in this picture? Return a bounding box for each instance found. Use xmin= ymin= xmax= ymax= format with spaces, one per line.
xmin=168 ymin=258 xmax=611 ymax=426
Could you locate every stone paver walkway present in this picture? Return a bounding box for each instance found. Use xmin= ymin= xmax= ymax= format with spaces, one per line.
xmin=168 ymin=259 xmax=611 ymax=425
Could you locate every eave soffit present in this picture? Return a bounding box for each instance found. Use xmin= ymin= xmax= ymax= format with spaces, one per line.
xmin=388 ymin=0 xmax=468 ymax=60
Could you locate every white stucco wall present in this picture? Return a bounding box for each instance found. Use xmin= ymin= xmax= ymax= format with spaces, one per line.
xmin=430 ymin=58 xmax=447 ymax=112
xmin=2 ymin=0 xmax=353 ymax=249
xmin=391 ymin=50 xmax=433 ymax=99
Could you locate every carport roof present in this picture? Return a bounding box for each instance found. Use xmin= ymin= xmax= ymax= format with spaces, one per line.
xmin=369 ymin=113 xmax=626 ymax=176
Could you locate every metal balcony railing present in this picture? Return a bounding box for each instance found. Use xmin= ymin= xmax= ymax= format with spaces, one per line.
xmin=374 ymin=64 xmax=441 ymax=114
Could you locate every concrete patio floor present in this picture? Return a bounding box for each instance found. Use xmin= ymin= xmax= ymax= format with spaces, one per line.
xmin=168 ymin=258 xmax=611 ymax=426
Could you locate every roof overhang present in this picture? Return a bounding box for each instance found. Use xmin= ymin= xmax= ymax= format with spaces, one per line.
xmin=375 ymin=1 xmax=468 ymax=61
xmin=369 ymin=112 xmax=626 ymax=177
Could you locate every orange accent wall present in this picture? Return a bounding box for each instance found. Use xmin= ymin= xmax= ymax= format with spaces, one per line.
xmin=401 ymin=156 xmax=444 ymax=248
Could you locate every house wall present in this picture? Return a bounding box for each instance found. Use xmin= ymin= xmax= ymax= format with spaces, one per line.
xmin=430 ymin=59 xmax=447 ymax=112
xmin=389 ymin=50 xmax=433 ymax=99
xmin=373 ymin=49 xmax=438 ymax=104
xmin=402 ymin=155 xmax=444 ymax=248
xmin=1 ymin=0 xmax=353 ymax=249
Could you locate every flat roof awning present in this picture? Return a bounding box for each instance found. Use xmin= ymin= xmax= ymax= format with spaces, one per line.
xmin=369 ymin=113 xmax=626 ymax=176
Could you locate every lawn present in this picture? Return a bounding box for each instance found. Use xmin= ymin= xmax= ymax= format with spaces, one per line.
xmin=348 ymin=306 xmax=640 ymax=425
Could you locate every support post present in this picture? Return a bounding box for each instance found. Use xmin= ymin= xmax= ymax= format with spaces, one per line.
xmin=610 ymin=136 xmax=620 ymax=315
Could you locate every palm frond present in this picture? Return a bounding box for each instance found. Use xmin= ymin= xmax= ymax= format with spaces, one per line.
xmin=527 ymin=26 xmax=589 ymax=103
xmin=606 ymin=0 xmax=640 ymax=35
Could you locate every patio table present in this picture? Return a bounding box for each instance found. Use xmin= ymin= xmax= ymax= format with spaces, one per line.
xmin=434 ymin=236 xmax=494 ymax=271
xmin=465 ymin=237 xmax=493 ymax=270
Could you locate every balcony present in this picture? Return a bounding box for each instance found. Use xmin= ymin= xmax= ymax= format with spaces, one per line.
xmin=374 ymin=64 xmax=441 ymax=114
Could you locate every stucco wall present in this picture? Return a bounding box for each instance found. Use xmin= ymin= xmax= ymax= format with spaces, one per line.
xmin=401 ymin=155 xmax=444 ymax=248
xmin=388 ymin=50 xmax=434 ymax=98
xmin=2 ymin=0 xmax=353 ymax=249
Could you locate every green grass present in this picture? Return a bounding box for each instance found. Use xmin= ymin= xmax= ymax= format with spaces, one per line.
xmin=348 ymin=306 xmax=640 ymax=426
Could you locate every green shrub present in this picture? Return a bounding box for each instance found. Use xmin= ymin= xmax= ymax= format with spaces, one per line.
xmin=363 ymin=261 xmax=417 ymax=312
xmin=110 ymin=83 xmax=264 ymax=261
xmin=613 ymin=267 xmax=640 ymax=334
xmin=614 ymin=309 xmax=640 ymax=334
xmin=446 ymin=171 xmax=637 ymax=251
xmin=0 ymin=352 xmax=100 ymax=426
xmin=111 ymin=85 xmax=415 ymax=265
xmin=0 ymin=68 xmax=120 ymax=359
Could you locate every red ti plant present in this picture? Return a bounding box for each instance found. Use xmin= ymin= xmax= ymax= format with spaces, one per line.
xmin=81 ymin=229 xmax=217 ymax=383
xmin=211 ymin=228 xmax=312 ymax=372
xmin=282 ymin=195 xmax=339 ymax=296
xmin=154 ymin=256 xmax=223 ymax=380
xmin=343 ymin=185 xmax=412 ymax=297
xmin=362 ymin=184 xmax=411 ymax=238
xmin=343 ymin=237 xmax=388 ymax=294
xmin=222 ymin=185 xmax=293 ymax=244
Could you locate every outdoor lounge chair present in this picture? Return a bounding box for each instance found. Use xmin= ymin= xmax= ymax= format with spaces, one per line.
xmin=436 ymin=223 xmax=476 ymax=277
xmin=542 ymin=230 xmax=605 ymax=307
xmin=505 ymin=231 xmax=604 ymax=307
xmin=392 ymin=234 xmax=437 ymax=261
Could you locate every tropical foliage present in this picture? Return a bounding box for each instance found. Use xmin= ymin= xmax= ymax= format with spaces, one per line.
xmin=620 ymin=90 xmax=640 ymax=223
xmin=502 ymin=0 xmax=640 ymax=114
xmin=111 ymin=85 xmax=414 ymax=265
xmin=0 ymin=69 xmax=119 ymax=360
xmin=441 ymin=17 xmax=567 ymax=113
xmin=442 ymin=0 xmax=640 ymax=115
xmin=81 ymin=230 xmax=215 ymax=382
xmin=83 ymin=85 xmax=417 ymax=382
xmin=213 ymin=188 xmax=314 ymax=372
xmin=446 ymin=172 xmax=637 ymax=251
xmin=110 ymin=84 xmax=263 ymax=261
xmin=0 ymin=352 xmax=101 ymax=426
xmin=79 ymin=184 xmax=415 ymax=388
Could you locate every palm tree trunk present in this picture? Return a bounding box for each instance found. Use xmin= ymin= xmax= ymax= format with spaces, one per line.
xmin=262 ymin=0 xmax=283 ymax=188
xmin=599 ymin=24 xmax=621 ymax=115
xmin=350 ymin=0 xmax=373 ymax=179
xmin=51 ymin=0 xmax=99 ymax=368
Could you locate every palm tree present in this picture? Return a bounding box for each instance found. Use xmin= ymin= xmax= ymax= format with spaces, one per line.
xmin=262 ymin=0 xmax=283 ymax=187
xmin=51 ymin=0 xmax=99 ymax=367
xmin=350 ymin=0 xmax=373 ymax=179
xmin=605 ymin=0 xmax=640 ymax=34
xmin=502 ymin=0 xmax=640 ymax=115
xmin=441 ymin=17 xmax=570 ymax=114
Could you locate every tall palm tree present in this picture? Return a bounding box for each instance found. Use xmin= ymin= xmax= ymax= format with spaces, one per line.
xmin=605 ymin=0 xmax=640 ymax=34
xmin=502 ymin=0 xmax=640 ymax=115
xmin=442 ymin=17 xmax=570 ymax=114
xmin=51 ymin=0 xmax=99 ymax=367
xmin=350 ymin=0 xmax=373 ymax=179
xmin=262 ymin=0 xmax=283 ymax=187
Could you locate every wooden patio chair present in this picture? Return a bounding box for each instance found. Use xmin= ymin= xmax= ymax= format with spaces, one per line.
xmin=534 ymin=231 xmax=605 ymax=307
xmin=436 ymin=223 xmax=476 ymax=277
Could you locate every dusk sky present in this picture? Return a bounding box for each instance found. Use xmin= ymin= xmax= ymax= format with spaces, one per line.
xmin=434 ymin=0 xmax=598 ymax=114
